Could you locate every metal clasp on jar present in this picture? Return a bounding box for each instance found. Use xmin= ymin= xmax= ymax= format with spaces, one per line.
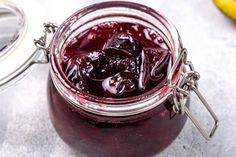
xmin=34 ymin=22 xmax=58 ymax=63
xmin=167 ymin=48 xmax=219 ymax=140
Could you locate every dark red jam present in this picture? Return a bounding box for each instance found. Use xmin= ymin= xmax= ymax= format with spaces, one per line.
xmin=48 ymin=22 xmax=188 ymax=157
xmin=61 ymin=22 xmax=171 ymax=98
xmin=48 ymin=80 xmax=188 ymax=157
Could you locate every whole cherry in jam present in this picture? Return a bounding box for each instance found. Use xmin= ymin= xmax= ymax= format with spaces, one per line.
xmin=62 ymin=22 xmax=171 ymax=98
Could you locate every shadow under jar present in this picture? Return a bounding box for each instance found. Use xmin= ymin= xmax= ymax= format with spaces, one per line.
xmin=47 ymin=2 xmax=188 ymax=157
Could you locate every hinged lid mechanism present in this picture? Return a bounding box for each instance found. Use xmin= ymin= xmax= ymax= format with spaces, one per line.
xmin=0 ymin=0 xmax=46 ymax=91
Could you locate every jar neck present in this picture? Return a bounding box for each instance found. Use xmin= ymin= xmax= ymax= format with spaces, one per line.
xmin=49 ymin=1 xmax=183 ymax=117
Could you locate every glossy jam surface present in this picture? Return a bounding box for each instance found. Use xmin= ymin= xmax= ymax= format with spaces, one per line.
xmin=61 ymin=22 xmax=171 ymax=98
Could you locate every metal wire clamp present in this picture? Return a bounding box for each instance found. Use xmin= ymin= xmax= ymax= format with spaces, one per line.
xmin=167 ymin=48 xmax=219 ymax=140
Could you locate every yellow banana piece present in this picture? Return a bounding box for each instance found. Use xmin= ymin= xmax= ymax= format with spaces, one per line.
xmin=213 ymin=0 xmax=236 ymax=20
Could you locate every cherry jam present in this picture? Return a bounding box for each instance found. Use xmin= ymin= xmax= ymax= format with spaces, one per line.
xmin=48 ymin=21 xmax=188 ymax=157
xmin=48 ymin=80 xmax=188 ymax=157
xmin=61 ymin=22 xmax=171 ymax=98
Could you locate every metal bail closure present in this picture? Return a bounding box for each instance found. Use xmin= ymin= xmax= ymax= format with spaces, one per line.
xmin=167 ymin=48 xmax=219 ymax=140
xmin=34 ymin=22 xmax=59 ymax=62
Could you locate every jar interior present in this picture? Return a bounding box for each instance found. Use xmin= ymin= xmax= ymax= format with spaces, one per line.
xmin=49 ymin=1 xmax=183 ymax=116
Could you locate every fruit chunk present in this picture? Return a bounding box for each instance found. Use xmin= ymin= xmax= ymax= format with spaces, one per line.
xmin=102 ymin=71 xmax=136 ymax=95
xmin=144 ymin=48 xmax=170 ymax=81
xmin=213 ymin=0 xmax=236 ymax=20
xmin=103 ymin=33 xmax=146 ymax=91
xmin=103 ymin=33 xmax=143 ymax=58
xmin=64 ymin=51 xmax=111 ymax=92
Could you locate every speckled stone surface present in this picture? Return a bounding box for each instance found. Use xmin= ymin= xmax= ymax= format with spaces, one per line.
xmin=0 ymin=0 xmax=236 ymax=157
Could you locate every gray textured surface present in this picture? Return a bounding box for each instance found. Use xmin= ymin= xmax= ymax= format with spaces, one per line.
xmin=0 ymin=0 xmax=236 ymax=156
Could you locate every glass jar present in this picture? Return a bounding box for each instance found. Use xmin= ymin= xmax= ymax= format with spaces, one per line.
xmin=45 ymin=1 xmax=218 ymax=156
xmin=0 ymin=1 xmax=219 ymax=157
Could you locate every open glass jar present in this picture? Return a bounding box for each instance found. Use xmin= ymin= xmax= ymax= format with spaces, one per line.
xmin=0 ymin=1 xmax=219 ymax=157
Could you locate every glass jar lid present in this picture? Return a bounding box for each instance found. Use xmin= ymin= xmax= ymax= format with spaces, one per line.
xmin=0 ymin=0 xmax=46 ymax=91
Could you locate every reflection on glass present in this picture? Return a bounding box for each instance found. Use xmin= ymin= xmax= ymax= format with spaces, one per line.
xmin=0 ymin=3 xmax=25 ymax=59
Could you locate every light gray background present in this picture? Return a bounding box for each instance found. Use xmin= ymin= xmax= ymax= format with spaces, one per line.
xmin=1 ymin=0 xmax=236 ymax=156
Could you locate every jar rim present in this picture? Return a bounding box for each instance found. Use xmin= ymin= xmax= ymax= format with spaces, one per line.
xmin=49 ymin=1 xmax=183 ymax=116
